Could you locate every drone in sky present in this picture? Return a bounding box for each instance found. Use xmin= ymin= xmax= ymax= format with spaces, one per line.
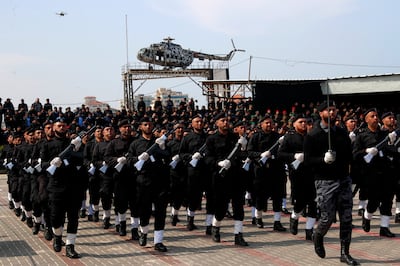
xmin=55 ymin=11 xmax=67 ymax=17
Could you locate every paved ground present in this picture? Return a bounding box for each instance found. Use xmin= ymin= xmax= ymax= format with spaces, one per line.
xmin=0 ymin=173 xmax=400 ymax=265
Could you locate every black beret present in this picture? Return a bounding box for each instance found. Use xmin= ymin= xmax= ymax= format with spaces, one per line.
xmin=54 ymin=117 xmax=66 ymax=123
xmin=24 ymin=126 xmax=35 ymax=134
xmin=317 ymin=100 xmax=336 ymax=112
xmin=259 ymin=114 xmax=272 ymax=123
xmin=191 ymin=114 xmax=202 ymax=120
xmin=12 ymin=131 xmax=23 ymax=138
xmin=43 ymin=120 xmax=53 ymax=127
xmin=233 ymin=120 xmax=245 ymax=128
xmin=291 ymin=113 xmax=306 ymax=123
xmin=344 ymin=115 xmax=356 ymax=123
xmin=363 ymin=108 xmax=377 ymax=119
xmin=381 ymin=111 xmax=395 ymax=120
xmin=139 ymin=117 xmax=151 ymax=123
xmin=214 ymin=112 xmax=227 ymax=121
xmin=118 ymin=119 xmax=130 ymax=127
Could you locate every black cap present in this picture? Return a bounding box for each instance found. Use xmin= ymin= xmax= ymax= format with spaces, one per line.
xmin=291 ymin=113 xmax=306 ymax=123
xmin=214 ymin=112 xmax=227 ymax=121
xmin=363 ymin=108 xmax=377 ymax=119
xmin=344 ymin=115 xmax=356 ymax=123
xmin=54 ymin=117 xmax=66 ymax=123
xmin=259 ymin=114 xmax=272 ymax=123
xmin=24 ymin=126 xmax=35 ymax=134
xmin=381 ymin=111 xmax=395 ymax=120
xmin=317 ymin=100 xmax=336 ymax=112
xmin=118 ymin=119 xmax=130 ymax=127
xmin=233 ymin=120 xmax=245 ymax=128
xmin=191 ymin=114 xmax=202 ymax=120
xmin=12 ymin=131 xmax=23 ymax=138
xmin=139 ymin=117 xmax=152 ymax=123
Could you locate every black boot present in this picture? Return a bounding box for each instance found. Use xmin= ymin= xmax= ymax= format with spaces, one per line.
xmin=26 ymin=217 xmax=34 ymax=228
xmin=53 ymin=235 xmax=62 ymax=252
xmin=32 ymin=223 xmax=41 ymax=235
xmin=211 ymin=226 xmax=220 ymax=242
xmin=251 ymin=217 xmax=256 ymax=225
xmin=119 ymin=221 xmax=127 ymax=236
xmin=305 ymin=229 xmax=313 ymax=241
xmin=362 ymin=216 xmax=370 ymax=232
xmin=14 ymin=207 xmax=22 ymax=217
xmin=171 ymin=215 xmax=179 ymax=226
xmin=131 ymin=228 xmax=139 ymax=240
xmin=44 ymin=226 xmax=53 ymax=241
xmin=273 ymin=221 xmax=287 ymax=232
xmin=380 ymin=227 xmax=396 ymax=237
xmin=87 ymin=214 xmax=93 ymax=221
xmin=66 ymin=244 xmax=81 ymax=259
xmin=357 ymin=208 xmax=365 ymax=217
xmin=8 ymin=200 xmax=14 ymax=209
xmin=187 ymin=216 xmax=198 ymax=231
xmin=115 ymin=224 xmax=120 ymax=233
xmin=103 ymin=217 xmax=111 ymax=229
xmin=340 ymin=241 xmax=360 ymax=265
xmin=256 ymin=218 xmax=264 ymax=228
xmin=205 ymin=225 xmax=212 ymax=235
xmin=20 ymin=212 xmax=26 ymax=221
xmin=139 ymin=233 xmax=147 ymax=246
xmin=154 ymin=242 xmax=168 ymax=252
xmin=290 ymin=217 xmax=298 ymax=235
xmin=234 ymin=232 xmax=249 ymax=246
xmin=395 ymin=213 xmax=400 ymax=223
xmin=313 ymin=232 xmax=325 ymax=258
xmin=94 ymin=211 xmax=99 ymax=222
xmin=79 ymin=209 xmax=86 ymax=218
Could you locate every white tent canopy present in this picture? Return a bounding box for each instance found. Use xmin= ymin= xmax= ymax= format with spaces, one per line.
xmin=321 ymin=74 xmax=400 ymax=95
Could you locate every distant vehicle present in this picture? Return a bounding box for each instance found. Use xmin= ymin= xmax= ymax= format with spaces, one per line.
xmin=55 ymin=11 xmax=67 ymax=16
xmin=137 ymin=37 xmax=245 ymax=69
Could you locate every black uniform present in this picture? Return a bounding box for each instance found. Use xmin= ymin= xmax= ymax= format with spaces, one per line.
xmin=179 ymin=131 xmax=209 ymax=229
xmin=127 ymin=135 xmax=170 ymax=247
xmin=104 ymin=135 xmax=134 ymax=236
xmin=353 ymin=127 xmax=396 ymax=234
xmin=84 ymin=137 xmax=101 ymax=221
xmin=304 ymin=120 xmax=354 ymax=260
xmin=247 ymin=129 xmax=287 ymax=229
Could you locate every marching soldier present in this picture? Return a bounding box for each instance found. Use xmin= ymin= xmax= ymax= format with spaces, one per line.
xmin=204 ymin=113 xmax=248 ymax=246
xmin=278 ymin=114 xmax=317 ymax=240
xmin=247 ymin=115 xmax=287 ymax=232
xmin=127 ymin=117 xmax=170 ymax=252
xmin=92 ymin=124 xmax=116 ymax=229
xmin=304 ymin=101 xmax=358 ymax=265
xmin=104 ymin=119 xmax=135 ymax=237
xmin=84 ymin=126 xmax=104 ymax=222
xmin=40 ymin=118 xmax=84 ymax=258
xmin=354 ymin=109 xmax=397 ymax=237
xmin=167 ymin=123 xmax=186 ymax=227
xmin=0 ymin=132 xmax=15 ymax=210
xmin=179 ymin=115 xmax=208 ymax=231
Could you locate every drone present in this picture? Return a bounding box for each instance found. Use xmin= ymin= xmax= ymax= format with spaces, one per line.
xmin=55 ymin=11 xmax=67 ymax=17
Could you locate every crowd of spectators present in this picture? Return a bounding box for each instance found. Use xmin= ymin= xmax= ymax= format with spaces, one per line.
xmin=0 ymin=96 xmax=399 ymax=144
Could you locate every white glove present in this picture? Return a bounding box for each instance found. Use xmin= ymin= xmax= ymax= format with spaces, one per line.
xmin=366 ymin=147 xmax=378 ymax=156
xmin=71 ymin=137 xmax=82 ymax=151
xmin=155 ymin=136 xmax=166 ymax=150
xmin=172 ymin=154 xmax=180 ymax=161
xmin=323 ymin=151 xmax=336 ymax=164
xmin=389 ymin=131 xmax=397 ymax=144
xmin=117 ymin=156 xmax=127 ymax=164
xmin=50 ymin=157 xmax=62 ymax=168
xmin=138 ymin=152 xmax=149 ymax=162
xmin=261 ymin=150 xmax=272 ymax=158
xmin=294 ymin=153 xmax=304 ymax=163
xmin=278 ymin=135 xmax=285 ymax=145
xmin=238 ymin=136 xmax=248 ymax=150
xmin=218 ymin=159 xmax=231 ymax=169
xmin=349 ymin=132 xmax=356 ymax=142
xmin=192 ymin=152 xmax=202 ymax=160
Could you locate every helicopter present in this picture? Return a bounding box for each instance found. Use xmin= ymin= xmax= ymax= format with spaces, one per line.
xmin=137 ymin=37 xmax=245 ymax=69
xmin=55 ymin=11 xmax=67 ymax=16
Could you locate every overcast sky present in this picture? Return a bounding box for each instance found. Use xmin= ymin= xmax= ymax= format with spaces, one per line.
xmin=1 ymin=0 xmax=400 ymax=109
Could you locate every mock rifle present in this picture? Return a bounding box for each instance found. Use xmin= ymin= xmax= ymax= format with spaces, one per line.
xmin=364 ymin=128 xmax=400 ymax=163
xmin=242 ymin=157 xmax=252 ymax=171
xmin=189 ymin=143 xmax=207 ymax=168
xmin=114 ymin=152 xmax=129 ymax=173
xmin=218 ymin=142 xmax=241 ymax=175
xmin=134 ymin=128 xmax=175 ymax=171
xmin=47 ymin=125 xmax=97 ymax=175
xmin=259 ymin=139 xmax=280 ymax=165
